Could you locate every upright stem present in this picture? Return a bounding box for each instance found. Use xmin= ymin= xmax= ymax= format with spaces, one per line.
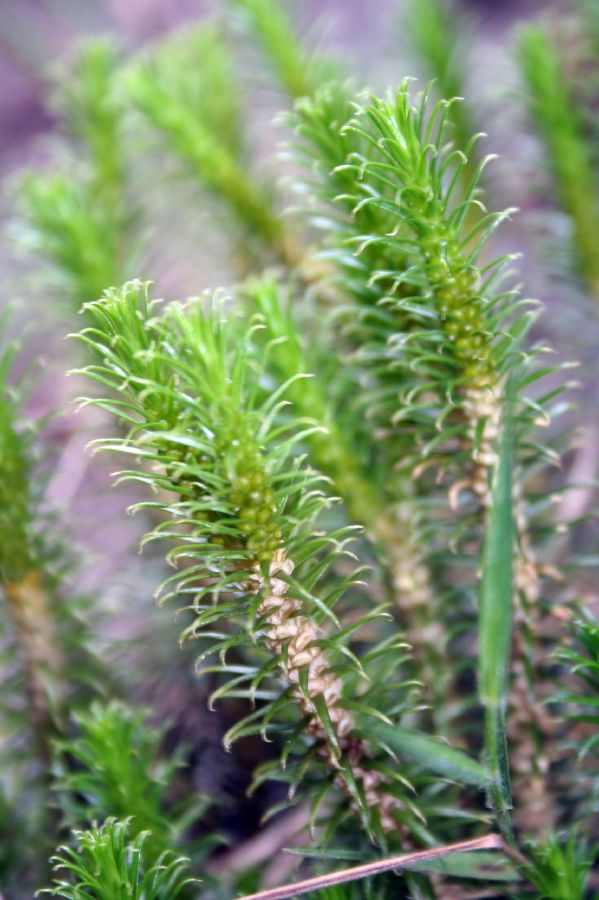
xmin=5 ymin=571 xmax=63 ymax=773
xmin=518 ymin=25 xmax=599 ymax=305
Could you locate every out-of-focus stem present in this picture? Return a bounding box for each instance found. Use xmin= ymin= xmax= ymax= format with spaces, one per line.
xmin=5 ymin=570 xmax=63 ymax=770
xmin=518 ymin=25 xmax=599 ymax=303
xmin=508 ymin=493 xmax=556 ymax=831
xmin=375 ymin=508 xmax=450 ymax=729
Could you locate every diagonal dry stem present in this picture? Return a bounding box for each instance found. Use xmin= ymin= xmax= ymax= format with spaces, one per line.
xmin=235 ymin=834 xmax=508 ymax=900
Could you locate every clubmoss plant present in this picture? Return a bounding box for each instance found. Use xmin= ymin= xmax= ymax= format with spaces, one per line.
xmin=17 ymin=41 xmax=136 ymax=311
xmin=0 ymin=331 xmax=103 ymax=892
xmin=74 ymin=280 xmax=467 ymax=849
xmin=124 ymin=25 xmax=292 ymax=270
xmin=53 ymin=702 xmax=211 ymax=866
xmin=0 ymin=337 xmax=63 ymax=774
xmin=39 ymin=819 xmax=198 ymax=900
xmin=518 ymin=23 xmax=599 ymax=302
xmin=331 ymin=83 xmax=573 ymax=831
xmin=339 ymin=84 xmax=506 ymax=506
xmin=226 ymin=0 xmax=339 ymax=102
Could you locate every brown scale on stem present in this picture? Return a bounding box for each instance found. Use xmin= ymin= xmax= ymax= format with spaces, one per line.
xmin=217 ymin=426 xmax=410 ymax=837
xmin=460 ymin=381 xmax=502 ymax=508
xmin=250 ymin=549 xmax=405 ymax=835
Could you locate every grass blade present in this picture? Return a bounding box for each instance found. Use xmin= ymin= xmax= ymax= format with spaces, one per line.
xmin=478 ymin=392 xmax=515 ymax=843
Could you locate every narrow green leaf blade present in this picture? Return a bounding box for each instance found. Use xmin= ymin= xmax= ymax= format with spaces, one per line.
xmin=478 ymin=393 xmax=514 ymax=838
xmin=359 ymin=719 xmax=490 ymax=788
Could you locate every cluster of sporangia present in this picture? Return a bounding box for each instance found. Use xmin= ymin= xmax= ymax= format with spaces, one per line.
xmin=210 ymin=420 xmax=402 ymax=831
xmin=419 ymin=215 xmax=501 ymax=505
xmin=213 ymin=419 xmax=283 ymax=561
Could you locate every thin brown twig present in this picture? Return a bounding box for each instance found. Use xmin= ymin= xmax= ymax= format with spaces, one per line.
xmin=234 ymin=834 xmax=508 ymax=900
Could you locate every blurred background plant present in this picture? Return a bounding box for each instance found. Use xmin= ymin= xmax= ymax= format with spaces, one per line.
xmin=2 ymin=0 xmax=599 ymax=898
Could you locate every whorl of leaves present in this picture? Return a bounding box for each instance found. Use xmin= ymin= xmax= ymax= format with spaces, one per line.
xmin=404 ymin=0 xmax=480 ymax=178
xmin=315 ymin=82 xmax=509 ymax=444
xmin=38 ymin=818 xmax=198 ymax=900
xmin=518 ymin=832 xmax=595 ymax=900
xmin=53 ymin=702 xmax=209 ymax=867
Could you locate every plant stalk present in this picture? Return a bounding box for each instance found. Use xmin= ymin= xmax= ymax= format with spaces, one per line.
xmin=235 ymin=835 xmax=507 ymax=900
